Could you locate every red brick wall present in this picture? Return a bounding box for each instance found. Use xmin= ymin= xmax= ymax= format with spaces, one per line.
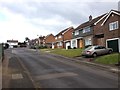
xmin=55 ymin=27 xmax=74 ymax=48
xmin=93 ymin=13 xmax=120 ymax=46
xmin=55 ymin=35 xmax=63 ymax=41
xmin=104 ymin=14 xmax=120 ymax=41
xmin=63 ymin=28 xmax=74 ymax=41
xmin=93 ymin=15 xmax=106 ymax=46
xmin=45 ymin=34 xmax=55 ymax=43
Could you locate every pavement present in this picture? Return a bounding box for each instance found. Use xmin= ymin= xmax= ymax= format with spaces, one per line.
xmin=2 ymin=48 xmax=119 ymax=88
xmin=75 ymin=56 xmax=120 ymax=73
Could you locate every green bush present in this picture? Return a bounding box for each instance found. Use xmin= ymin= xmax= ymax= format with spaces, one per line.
xmin=38 ymin=46 xmax=47 ymax=49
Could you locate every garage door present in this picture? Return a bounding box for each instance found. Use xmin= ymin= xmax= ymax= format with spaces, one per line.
xmin=66 ymin=42 xmax=70 ymax=50
xmin=107 ymin=39 xmax=119 ymax=52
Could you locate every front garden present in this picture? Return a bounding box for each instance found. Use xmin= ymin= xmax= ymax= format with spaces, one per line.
xmin=40 ymin=48 xmax=84 ymax=58
xmin=40 ymin=48 xmax=119 ymax=65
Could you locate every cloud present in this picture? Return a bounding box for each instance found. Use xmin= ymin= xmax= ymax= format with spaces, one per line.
xmin=0 ymin=0 xmax=119 ymax=43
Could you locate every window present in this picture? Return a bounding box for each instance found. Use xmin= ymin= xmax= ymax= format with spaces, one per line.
xmin=57 ymin=42 xmax=62 ymax=46
xmin=100 ymin=46 xmax=106 ymax=49
xmin=95 ymin=46 xmax=100 ymax=49
xmin=59 ymin=42 xmax=62 ymax=46
xmin=95 ymin=46 xmax=105 ymax=49
xmin=109 ymin=21 xmax=118 ymax=31
xmin=55 ymin=37 xmax=57 ymax=40
xmin=85 ymin=38 xmax=92 ymax=46
xmin=58 ymin=35 xmax=62 ymax=38
xmin=83 ymin=26 xmax=91 ymax=33
xmin=74 ymin=30 xmax=79 ymax=35
xmin=72 ymin=40 xmax=76 ymax=48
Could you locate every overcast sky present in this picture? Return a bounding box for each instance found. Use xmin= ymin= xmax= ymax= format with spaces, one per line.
xmin=0 ymin=0 xmax=119 ymax=43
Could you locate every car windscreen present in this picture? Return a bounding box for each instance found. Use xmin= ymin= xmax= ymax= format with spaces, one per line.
xmin=85 ymin=46 xmax=93 ymax=50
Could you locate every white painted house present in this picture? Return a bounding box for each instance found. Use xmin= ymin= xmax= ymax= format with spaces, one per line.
xmin=7 ymin=40 xmax=18 ymax=48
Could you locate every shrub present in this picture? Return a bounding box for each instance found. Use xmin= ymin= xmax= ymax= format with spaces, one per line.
xmin=38 ymin=46 xmax=47 ymax=49
xmin=73 ymin=47 xmax=76 ymax=49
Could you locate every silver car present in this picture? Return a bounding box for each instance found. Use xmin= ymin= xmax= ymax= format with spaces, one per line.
xmin=82 ymin=45 xmax=113 ymax=57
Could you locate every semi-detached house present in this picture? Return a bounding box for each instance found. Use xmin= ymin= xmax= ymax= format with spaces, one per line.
xmin=54 ymin=27 xmax=74 ymax=49
xmin=93 ymin=10 xmax=120 ymax=52
xmin=100 ymin=10 xmax=120 ymax=52
xmin=71 ymin=9 xmax=120 ymax=52
xmin=71 ymin=14 xmax=107 ymax=49
xmin=44 ymin=34 xmax=55 ymax=48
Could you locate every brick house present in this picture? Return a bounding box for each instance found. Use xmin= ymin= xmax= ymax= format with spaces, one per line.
xmin=29 ymin=36 xmax=45 ymax=47
xmin=54 ymin=27 xmax=74 ymax=49
xmin=91 ymin=10 xmax=120 ymax=52
xmin=44 ymin=34 xmax=55 ymax=48
xmin=29 ymin=38 xmax=38 ymax=46
xmin=38 ymin=36 xmax=45 ymax=46
xmin=101 ymin=10 xmax=120 ymax=52
xmin=63 ymin=27 xmax=74 ymax=49
xmin=93 ymin=14 xmax=108 ymax=46
xmin=71 ymin=14 xmax=107 ymax=48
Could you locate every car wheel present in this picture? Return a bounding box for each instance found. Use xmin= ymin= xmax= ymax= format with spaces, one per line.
xmin=108 ymin=50 xmax=112 ymax=54
xmin=92 ymin=53 xmax=97 ymax=57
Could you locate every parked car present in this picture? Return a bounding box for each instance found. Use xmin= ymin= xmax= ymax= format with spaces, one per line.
xmin=82 ymin=45 xmax=113 ymax=57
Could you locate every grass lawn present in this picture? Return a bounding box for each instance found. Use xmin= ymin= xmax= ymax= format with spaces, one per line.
xmin=94 ymin=53 xmax=120 ymax=65
xmin=40 ymin=48 xmax=83 ymax=58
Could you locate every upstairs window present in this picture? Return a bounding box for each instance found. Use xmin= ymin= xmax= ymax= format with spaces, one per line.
xmin=83 ymin=26 xmax=91 ymax=33
xmin=58 ymin=35 xmax=62 ymax=38
xmin=74 ymin=30 xmax=79 ymax=35
xmin=109 ymin=21 xmax=118 ymax=31
xmin=55 ymin=37 xmax=57 ymax=40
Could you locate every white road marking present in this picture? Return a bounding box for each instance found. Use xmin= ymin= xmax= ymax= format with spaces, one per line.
xmin=34 ymin=72 xmax=78 ymax=80
xmin=12 ymin=50 xmax=18 ymax=54
xmin=12 ymin=73 xmax=23 ymax=79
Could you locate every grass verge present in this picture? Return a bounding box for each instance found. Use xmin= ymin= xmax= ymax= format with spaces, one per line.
xmin=94 ymin=53 xmax=119 ymax=65
xmin=40 ymin=48 xmax=83 ymax=58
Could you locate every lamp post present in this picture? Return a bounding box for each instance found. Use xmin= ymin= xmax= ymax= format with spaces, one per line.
xmin=37 ymin=35 xmax=39 ymax=46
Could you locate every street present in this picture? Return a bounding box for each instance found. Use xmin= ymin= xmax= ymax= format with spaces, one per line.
xmin=3 ymin=48 xmax=118 ymax=88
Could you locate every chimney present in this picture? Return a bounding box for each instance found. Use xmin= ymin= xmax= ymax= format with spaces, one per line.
xmin=89 ymin=15 xmax=92 ymax=21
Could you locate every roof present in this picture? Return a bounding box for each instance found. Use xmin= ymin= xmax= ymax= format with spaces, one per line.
xmin=45 ymin=34 xmax=54 ymax=39
xmin=39 ymin=36 xmax=45 ymax=40
xmin=75 ymin=14 xmax=106 ymax=30
xmin=55 ymin=27 xmax=73 ymax=36
xmin=62 ymin=27 xmax=74 ymax=35
xmin=55 ymin=29 xmax=67 ymax=36
xmin=101 ymin=9 xmax=120 ymax=26
xmin=7 ymin=40 xmax=18 ymax=43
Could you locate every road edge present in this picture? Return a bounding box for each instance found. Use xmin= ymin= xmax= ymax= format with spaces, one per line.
xmin=16 ymin=56 xmax=41 ymax=89
xmin=45 ymin=52 xmax=119 ymax=73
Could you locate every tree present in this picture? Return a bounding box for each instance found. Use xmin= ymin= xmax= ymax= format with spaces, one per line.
xmin=4 ymin=43 xmax=9 ymax=49
xmin=25 ymin=37 xmax=30 ymax=42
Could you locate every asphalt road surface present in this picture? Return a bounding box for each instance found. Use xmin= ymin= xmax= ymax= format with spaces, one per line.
xmin=3 ymin=48 xmax=119 ymax=88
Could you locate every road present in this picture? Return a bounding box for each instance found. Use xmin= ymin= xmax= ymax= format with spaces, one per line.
xmin=3 ymin=48 xmax=118 ymax=88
